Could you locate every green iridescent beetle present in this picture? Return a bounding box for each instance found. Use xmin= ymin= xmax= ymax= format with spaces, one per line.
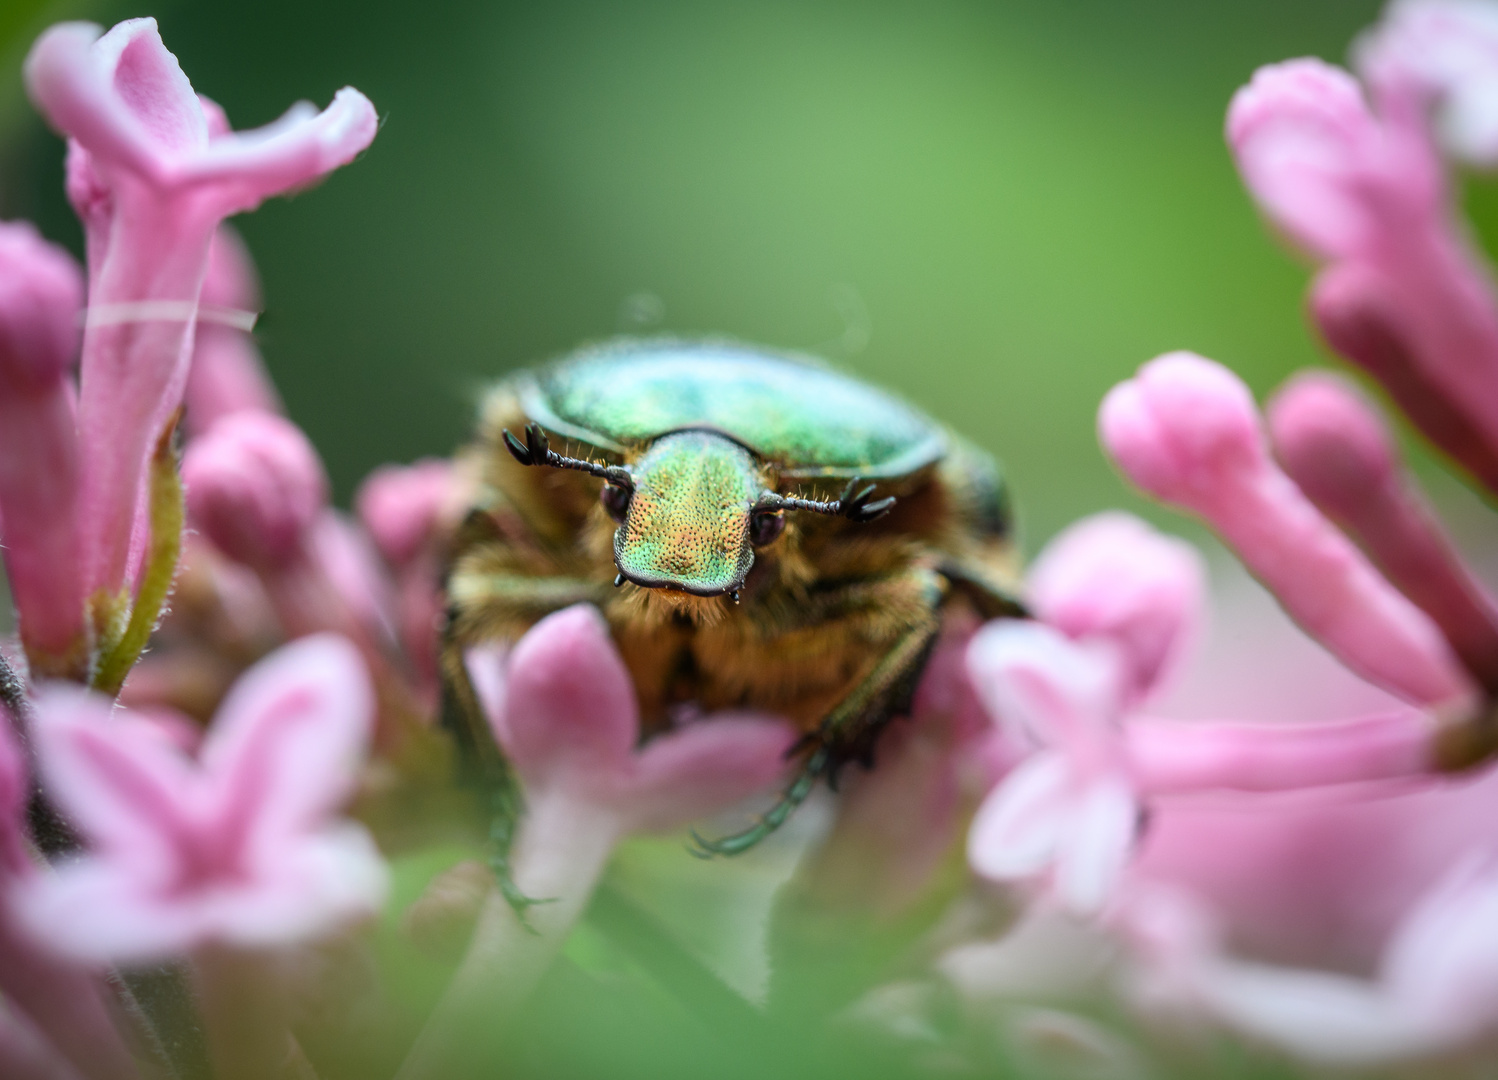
xmin=441 ymin=338 xmax=1024 ymax=896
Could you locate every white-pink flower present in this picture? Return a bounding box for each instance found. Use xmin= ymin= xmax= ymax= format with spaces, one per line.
xmin=967 ymin=622 xmax=1138 ymax=916
xmin=15 ymin=634 xmax=388 ymax=964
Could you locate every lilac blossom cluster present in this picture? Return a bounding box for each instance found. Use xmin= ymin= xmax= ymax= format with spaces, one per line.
xmin=5 ymin=3 xmax=1498 ymax=1079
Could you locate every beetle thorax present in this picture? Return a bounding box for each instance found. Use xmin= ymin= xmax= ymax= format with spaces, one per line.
xmin=612 ymin=431 xmax=761 ymax=597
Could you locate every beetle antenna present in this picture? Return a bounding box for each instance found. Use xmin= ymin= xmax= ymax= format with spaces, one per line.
xmin=502 ymin=422 xmax=634 ymax=489
xmin=758 ymin=476 xmax=894 ymax=523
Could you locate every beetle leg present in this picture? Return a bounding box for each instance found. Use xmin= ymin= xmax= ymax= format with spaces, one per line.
xmin=935 ymin=560 xmax=1029 ymax=621
xmin=692 ymin=583 xmax=943 ymax=856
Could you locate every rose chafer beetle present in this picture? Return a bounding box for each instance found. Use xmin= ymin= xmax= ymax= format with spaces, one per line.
xmin=442 ymin=339 xmax=1025 ymax=901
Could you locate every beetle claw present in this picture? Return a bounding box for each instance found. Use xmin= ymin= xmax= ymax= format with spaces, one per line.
xmin=501 ymin=428 xmax=533 ymax=465
xmin=524 ymin=422 xmax=551 ymax=463
xmin=851 ymin=496 xmax=896 ymax=522
xmin=833 ymin=475 xmax=895 ymax=522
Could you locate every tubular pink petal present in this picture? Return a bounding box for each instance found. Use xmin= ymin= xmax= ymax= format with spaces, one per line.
xmin=1310 ymin=263 xmax=1498 ymax=492
xmin=30 ymin=684 xmax=196 ymax=872
xmin=1194 ymin=961 xmax=1431 ymax=1064
xmin=1126 ymin=711 xmax=1435 ymax=793
xmin=184 ymin=88 xmax=378 ymax=213
xmin=183 ymin=412 xmax=329 ymax=570
xmin=967 ymin=753 xmax=1069 ymax=881
xmin=203 ymin=634 xmax=373 ymax=839
xmin=966 ymin=620 xmax=1122 ymax=752
xmin=1383 ymin=857 xmax=1498 ymax=1040
xmin=623 ymin=713 xmax=798 ymax=831
xmin=1100 ymin=352 xmax=1472 ymax=708
xmin=1054 ymin=777 xmax=1137 ymax=916
xmin=24 ymin=21 xmax=202 ymax=187
xmin=1270 ymin=372 xmax=1498 ymax=691
xmin=1028 ymin=512 xmax=1205 ymax=703
xmin=496 ymin=604 xmax=638 ymax=784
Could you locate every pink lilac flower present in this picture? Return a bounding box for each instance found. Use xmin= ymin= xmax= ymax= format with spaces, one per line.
xmin=1229 ymin=23 xmax=1498 ymax=495
xmin=0 ymin=222 xmax=86 ymax=678
xmin=966 ymin=623 xmax=1138 ymax=916
xmin=23 ymin=17 xmax=377 ymax=637
xmin=0 ymin=710 xmax=139 ymax=1080
xmin=14 ymin=633 xmax=387 ymax=963
xmin=1357 ymin=0 xmax=1498 ymax=167
xmin=399 ymin=604 xmax=795 ymax=1079
xmin=965 ymin=513 xmax=1202 ymax=916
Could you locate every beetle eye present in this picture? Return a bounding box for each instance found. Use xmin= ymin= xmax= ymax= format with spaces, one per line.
xmin=749 ymin=510 xmax=785 ymax=547
xmin=601 ymin=483 xmax=632 ymax=523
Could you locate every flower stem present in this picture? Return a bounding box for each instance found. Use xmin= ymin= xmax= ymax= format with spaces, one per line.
xmin=394 ymin=791 xmax=622 ymax=1080
xmin=193 ymin=945 xmax=291 ymax=1080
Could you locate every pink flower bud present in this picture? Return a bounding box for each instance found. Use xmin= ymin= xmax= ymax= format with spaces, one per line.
xmin=356 ymin=459 xmax=455 ymax=569
xmin=1227 ymin=58 xmax=1397 ymax=262
xmin=0 ymin=222 xmax=80 ymax=391
xmin=1227 ymin=47 xmax=1498 ymax=495
xmin=1312 ymin=259 xmax=1498 ymax=500
xmin=1100 ymin=352 xmax=1471 ymax=708
xmin=1028 ymin=512 xmax=1204 ymax=704
xmin=182 ymin=412 xmax=328 ymax=571
xmin=0 ymin=221 xmax=86 ymax=675
xmin=24 ymin=18 xmax=377 ymax=604
xmin=1269 ymin=371 xmax=1498 ymax=691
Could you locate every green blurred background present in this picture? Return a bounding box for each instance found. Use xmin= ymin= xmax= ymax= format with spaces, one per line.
xmin=0 ymin=0 xmax=1412 ymax=550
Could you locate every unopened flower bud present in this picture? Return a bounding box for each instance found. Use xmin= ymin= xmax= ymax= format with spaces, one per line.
xmin=182 ymin=412 xmax=328 ymax=570
xmin=356 ymin=459 xmax=455 ymax=568
xmin=1310 ymin=263 xmax=1498 ymax=493
xmin=0 ymin=221 xmax=85 ymax=675
xmin=1270 ymin=371 xmax=1498 ymax=692
xmin=1227 ymin=58 xmax=1395 ymax=262
xmin=1101 ymin=352 xmax=1471 ymax=708
xmin=0 ymin=221 xmax=81 ymax=391
xmin=1028 ymin=512 xmax=1204 ymax=704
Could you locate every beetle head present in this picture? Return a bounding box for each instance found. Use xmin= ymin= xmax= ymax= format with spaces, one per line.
xmin=613 ymin=431 xmax=760 ymax=597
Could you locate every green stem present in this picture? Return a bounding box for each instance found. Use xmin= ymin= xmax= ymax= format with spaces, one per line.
xmin=92 ymin=414 xmax=184 ymax=697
